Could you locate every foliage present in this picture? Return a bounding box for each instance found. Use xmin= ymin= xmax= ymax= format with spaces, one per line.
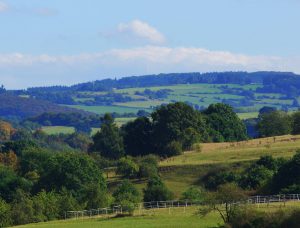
xmin=227 ymin=207 xmax=300 ymax=228
xmin=0 ymin=121 xmax=15 ymax=142
xmin=257 ymin=110 xmax=292 ymax=137
xmin=181 ymin=186 xmax=206 ymax=203
xmin=200 ymin=183 xmax=246 ymax=224
xmin=11 ymin=190 xmax=35 ymax=225
xmin=116 ymin=157 xmax=139 ymax=178
xmin=113 ymin=180 xmax=141 ymax=214
xmin=143 ymin=176 xmax=173 ymax=202
xmin=90 ymin=113 xmax=124 ymax=159
xmin=151 ymin=102 xmax=207 ymax=155
xmin=37 ymin=152 xmax=107 ymax=200
xmin=122 ymin=117 xmax=154 ymax=156
xmin=203 ymin=103 xmax=247 ymax=142
xmin=137 ymin=155 xmax=159 ymax=178
xmin=0 ymin=166 xmax=32 ymax=202
xmin=0 ymin=198 xmax=11 ymax=228
xmin=271 ymin=151 xmax=300 ymax=193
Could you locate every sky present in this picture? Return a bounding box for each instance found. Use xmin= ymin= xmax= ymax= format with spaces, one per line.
xmin=0 ymin=0 xmax=300 ymax=89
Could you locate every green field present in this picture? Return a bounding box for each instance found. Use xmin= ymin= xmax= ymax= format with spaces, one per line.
xmin=14 ymin=207 xmax=221 ymax=228
xmin=63 ymin=83 xmax=298 ymax=116
xmin=66 ymin=105 xmax=151 ymax=115
xmin=41 ymin=126 xmax=75 ymax=135
xmin=14 ymin=202 xmax=300 ymax=228
xmin=41 ymin=118 xmax=135 ymax=135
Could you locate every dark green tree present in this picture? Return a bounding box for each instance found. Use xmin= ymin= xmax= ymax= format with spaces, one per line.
xmin=151 ymin=102 xmax=207 ymax=156
xmin=90 ymin=113 xmax=124 ymax=159
xmin=257 ymin=110 xmax=292 ymax=137
xmin=271 ymin=151 xmax=300 ymax=193
xmin=143 ymin=176 xmax=173 ymax=202
xmin=122 ymin=117 xmax=154 ymax=156
xmin=37 ymin=152 xmax=107 ymax=201
xmin=203 ymin=103 xmax=247 ymax=142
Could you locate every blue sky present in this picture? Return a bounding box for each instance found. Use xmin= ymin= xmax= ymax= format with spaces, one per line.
xmin=0 ymin=0 xmax=300 ymax=89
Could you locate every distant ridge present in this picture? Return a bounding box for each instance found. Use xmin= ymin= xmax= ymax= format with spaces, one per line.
xmin=22 ymin=71 xmax=299 ymax=92
xmin=0 ymin=94 xmax=91 ymax=120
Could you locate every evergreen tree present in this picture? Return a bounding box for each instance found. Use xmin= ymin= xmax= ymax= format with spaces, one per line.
xmin=90 ymin=113 xmax=124 ymax=159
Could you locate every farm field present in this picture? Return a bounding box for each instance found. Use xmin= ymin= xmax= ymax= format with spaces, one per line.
xmin=66 ymin=105 xmax=151 ymax=115
xmin=61 ymin=83 xmax=299 ymax=116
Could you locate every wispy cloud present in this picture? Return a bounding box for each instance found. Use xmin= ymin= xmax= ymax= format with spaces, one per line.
xmin=116 ymin=20 xmax=166 ymax=44
xmin=0 ymin=1 xmax=8 ymax=12
xmin=0 ymin=46 xmax=299 ymax=88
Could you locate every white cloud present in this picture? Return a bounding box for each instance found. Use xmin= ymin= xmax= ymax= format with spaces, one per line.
xmin=0 ymin=46 xmax=297 ymax=72
xmin=117 ymin=20 xmax=166 ymax=44
xmin=0 ymin=1 xmax=8 ymax=12
xmin=0 ymin=46 xmax=299 ymax=88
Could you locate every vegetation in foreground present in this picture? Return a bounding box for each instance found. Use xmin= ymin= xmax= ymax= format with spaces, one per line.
xmin=1 ymin=101 xmax=300 ymax=227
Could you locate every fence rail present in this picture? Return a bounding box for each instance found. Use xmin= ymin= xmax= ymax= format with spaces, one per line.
xmin=65 ymin=194 xmax=300 ymax=219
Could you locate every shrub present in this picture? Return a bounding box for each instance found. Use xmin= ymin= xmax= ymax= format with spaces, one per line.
xmin=113 ymin=180 xmax=141 ymax=214
xmin=116 ymin=157 xmax=139 ymax=178
xmin=163 ymin=141 xmax=182 ymax=157
xmin=143 ymin=176 xmax=173 ymax=202
xmin=138 ymin=155 xmax=159 ymax=178
xmin=181 ymin=186 xmax=206 ymax=203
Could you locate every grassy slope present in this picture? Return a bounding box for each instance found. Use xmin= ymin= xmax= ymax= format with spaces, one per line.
xmin=107 ymin=135 xmax=300 ymax=198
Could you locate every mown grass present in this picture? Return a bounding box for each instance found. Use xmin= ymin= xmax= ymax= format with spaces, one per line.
xmin=13 ymin=207 xmax=222 ymax=228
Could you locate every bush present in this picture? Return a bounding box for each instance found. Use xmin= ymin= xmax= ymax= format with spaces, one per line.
xmin=143 ymin=176 xmax=173 ymax=202
xmin=138 ymin=155 xmax=159 ymax=178
xmin=227 ymin=208 xmax=300 ymax=228
xmin=113 ymin=180 xmax=141 ymax=214
xmin=116 ymin=157 xmax=139 ymax=178
xmin=181 ymin=186 xmax=206 ymax=203
xmin=163 ymin=141 xmax=182 ymax=157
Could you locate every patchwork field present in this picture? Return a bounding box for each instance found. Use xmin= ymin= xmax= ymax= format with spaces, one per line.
xmin=63 ymin=83 xmax=299 ymax=116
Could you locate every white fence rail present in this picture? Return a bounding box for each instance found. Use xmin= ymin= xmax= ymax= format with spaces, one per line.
xmin=65 ymin=194 xmax=300 ymax=219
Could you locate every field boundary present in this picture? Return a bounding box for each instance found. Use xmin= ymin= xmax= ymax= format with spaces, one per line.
xmin=65 ymin=194 xmax=300 ymax=220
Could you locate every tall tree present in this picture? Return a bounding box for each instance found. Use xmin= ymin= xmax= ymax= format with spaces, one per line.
xmin=122 ymin=117 xmax=153 ymax=156
xmin=257 ymin=110 xmax=292 ymax=137
xmin=90 ymin=113 xmax=124 ymax=159
xmin=203 ymin=103 xmax=247 ymax=142
xmin=151 ymin=102 xmax=207 ymax=156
